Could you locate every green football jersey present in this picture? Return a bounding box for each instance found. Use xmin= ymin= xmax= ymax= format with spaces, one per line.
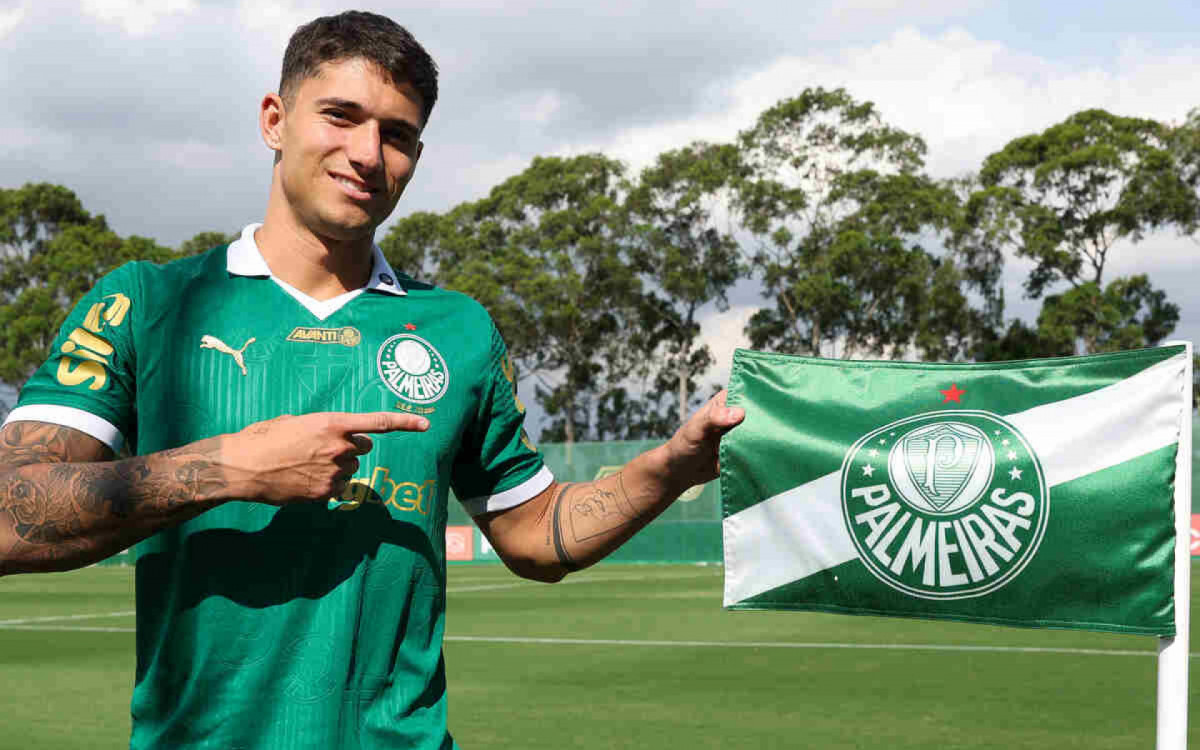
xmin=8 ymin=225 xmax=550 ymax=749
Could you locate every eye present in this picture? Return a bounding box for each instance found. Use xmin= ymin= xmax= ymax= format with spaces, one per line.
xmin=324 ymin=108 xmax=349 ymax=122
xmin=385 ymin=130 xmax=414 ymax=147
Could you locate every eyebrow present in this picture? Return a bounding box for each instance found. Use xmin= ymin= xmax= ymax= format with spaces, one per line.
xmin=314 ymin=97 xmax=421 ymax=135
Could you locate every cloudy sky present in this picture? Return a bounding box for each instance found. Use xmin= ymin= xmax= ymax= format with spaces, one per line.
xmin=2 ymin=0 xmax=1198 ymax=430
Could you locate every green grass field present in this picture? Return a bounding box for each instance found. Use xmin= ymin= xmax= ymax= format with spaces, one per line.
xmin=2 ymin=562 xmax=1197 ymax=748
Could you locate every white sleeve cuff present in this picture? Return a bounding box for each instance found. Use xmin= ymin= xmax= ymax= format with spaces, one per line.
xmin=3 ymin=405 xmax=125 ymax=452
xmin=459 ymin=465 xmax=555 ymax=517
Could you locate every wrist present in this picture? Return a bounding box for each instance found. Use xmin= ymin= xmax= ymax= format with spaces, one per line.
xmin=643 ymin=442 xmax=695 ymax=501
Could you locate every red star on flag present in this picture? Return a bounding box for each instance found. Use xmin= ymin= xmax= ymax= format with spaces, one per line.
xmin=940 ymin=383 xmax=965 ymax=403
xmin=404 ymin=323 xmax=417 ymax=331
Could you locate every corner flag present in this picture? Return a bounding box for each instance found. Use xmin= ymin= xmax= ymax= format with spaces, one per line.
xmin=720 ymin=343 xmax=1192 ymax=747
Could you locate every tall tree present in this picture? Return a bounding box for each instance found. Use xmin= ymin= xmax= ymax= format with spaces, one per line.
xmin=378 ymin=210 xmax=445 ymax=281
xmin=735 ymin=88 xmax=981 ymax=360
xmin=484 ymin=155 xmax=644 ymax=443
xmin=972 ymin=109 xmax=1195 ymax=298
xmin=966 ymin=109 xmax=1195 ymax=356
xmin=0 ymin=184 xmax=174 ymax=388
xmin=1035 ymin=275 xmax=1179 ymax=354
xmin=0 ymin=183 xmax=92 ymax=257
xmin=625 ymin=142 xmax=744 ymax=429
xmin=383 ymin=156 xmax=643 ymax=443
xmin=1169 ymin=106 xmax=1200 ymax=236
xmin=178 ymin=230 xmax=237 ymax=256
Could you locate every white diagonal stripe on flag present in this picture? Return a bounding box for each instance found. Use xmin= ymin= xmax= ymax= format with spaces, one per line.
xmin=1005 ymin=353 xmax=1187 ymax=488
xmin=722 ymin=472 xmax=847 ymax=608
xmin=723 ymin=352 xmax=1188 ymax=606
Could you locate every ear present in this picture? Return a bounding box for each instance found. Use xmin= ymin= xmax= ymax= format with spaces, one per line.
xmin=260 ymin=93 xmax=286 ymax=153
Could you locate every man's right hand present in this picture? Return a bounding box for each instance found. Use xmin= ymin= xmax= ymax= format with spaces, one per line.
xmin=220 ymin=412 xmax=430 ymax=504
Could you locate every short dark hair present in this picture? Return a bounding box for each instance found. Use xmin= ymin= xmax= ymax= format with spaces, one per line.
xmin=280 ymin=11 xmax=439 ymax=126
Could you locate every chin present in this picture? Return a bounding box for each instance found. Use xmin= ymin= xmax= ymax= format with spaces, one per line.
xmin=314 ymin=210 xmax=380 ymax=240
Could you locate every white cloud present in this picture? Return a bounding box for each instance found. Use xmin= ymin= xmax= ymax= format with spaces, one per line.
xmin=580 ymin=26 xmax=1200 ymax=180
xmin=555 ymin=26 xmax=1200 ymax=359
xmin=0 ymin=2 xmax=27 ymax=39
xmin=700 ymin=304 xmax=758 ymax=387
xmin=79 ymin=0 xmax=196 ymax=36
xmin=150 ymin=140 xmax=245 ymax=172
xmin=826 ymin=0 xmax=984 ymax=25
xmin=235 ymin=0 xmax=319 ymax=45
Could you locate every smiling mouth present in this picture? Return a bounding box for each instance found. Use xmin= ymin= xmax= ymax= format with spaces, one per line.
xmin=331 ymin=173 xmax=379 ymax=198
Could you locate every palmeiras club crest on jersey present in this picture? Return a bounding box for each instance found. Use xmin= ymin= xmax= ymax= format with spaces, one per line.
xmin=377 ymin=333 xmax=450 ymax=405
xmin=840 ymin=410 xmax=1049 ymax=600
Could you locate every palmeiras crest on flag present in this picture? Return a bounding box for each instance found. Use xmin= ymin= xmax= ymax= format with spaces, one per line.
xmin=840 ymin=410 xmax=1049 ymax=601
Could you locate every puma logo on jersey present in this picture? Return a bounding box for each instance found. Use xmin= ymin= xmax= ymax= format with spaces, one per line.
xmin=200 ymin=335 xmax=255 ymax=375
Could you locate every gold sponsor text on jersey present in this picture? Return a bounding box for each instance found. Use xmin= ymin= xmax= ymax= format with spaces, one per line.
xmin=55 ymin=293 xmax=131 ymax=391
xmin=332 ymin=466 xmax=434 ymax=515
xmin=287 ymin=326 xmax=361 ymax=347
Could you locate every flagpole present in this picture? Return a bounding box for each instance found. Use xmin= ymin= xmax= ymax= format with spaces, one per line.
xmin=1156 ymin=341 xmax=1192 ymax=750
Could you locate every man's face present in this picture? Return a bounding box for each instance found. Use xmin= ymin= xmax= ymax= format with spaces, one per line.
xmin=272 ymin=58 xmax=424 ymax=242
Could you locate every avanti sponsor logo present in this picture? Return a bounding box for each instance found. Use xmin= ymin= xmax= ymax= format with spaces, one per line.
xmin=841 ymin=410 xmax=1048 ymax=600
xmin=287 ymin=326 xmax=361 ymax=347
xmin=377 ymin=333 xmax=449 ymax=404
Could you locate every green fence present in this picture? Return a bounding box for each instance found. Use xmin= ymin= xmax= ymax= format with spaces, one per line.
xmin=446 ymin=440 xmax=723 ymax=564
xmin=95 ymin=416 xmax=1200 ymax=567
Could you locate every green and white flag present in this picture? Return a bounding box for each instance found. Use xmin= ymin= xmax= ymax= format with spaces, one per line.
xmin=720 ymin=345 xmax=1191 ymax=635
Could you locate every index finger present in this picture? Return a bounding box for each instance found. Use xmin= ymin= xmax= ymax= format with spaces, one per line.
xmin=332 ymin=412 xmax=430 ymax=434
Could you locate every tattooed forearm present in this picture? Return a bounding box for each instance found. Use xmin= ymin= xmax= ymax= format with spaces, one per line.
xmin=549 ymin=484 xmax=579 ymax=572
xmin=546 ymin=472 xmax=665 ymax=574
xmin=0 ymin=424 xmax=228 ymax=574
xmin=567 ymin=474 xmax=638 ymax=543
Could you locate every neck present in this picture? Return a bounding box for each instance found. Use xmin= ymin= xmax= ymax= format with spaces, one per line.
xmin=256 ymin=180 xmax=375 ymax=301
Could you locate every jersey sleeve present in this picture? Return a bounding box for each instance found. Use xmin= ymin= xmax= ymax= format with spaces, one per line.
xmin=451 ymin=323 xmax=552 ymax=516
xmin=4 ymin=263 xmax=141 ymax=452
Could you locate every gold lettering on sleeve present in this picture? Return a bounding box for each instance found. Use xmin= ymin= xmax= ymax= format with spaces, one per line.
xmin=55 ymin=293 xmax=131 ymax=390
xmin=56 ymin=358 xmax=108 ymax=390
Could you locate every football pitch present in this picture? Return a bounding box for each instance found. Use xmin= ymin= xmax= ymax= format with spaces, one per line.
xmin=2 ymin=563 xmax=1197 ymax=749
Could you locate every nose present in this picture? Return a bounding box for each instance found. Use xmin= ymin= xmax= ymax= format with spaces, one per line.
xmin=346 ymin=120 xmax=383 ymax=175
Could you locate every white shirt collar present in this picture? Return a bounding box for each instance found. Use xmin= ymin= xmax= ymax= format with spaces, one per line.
xmin=225 ymin=223 xmax=406 ymax=296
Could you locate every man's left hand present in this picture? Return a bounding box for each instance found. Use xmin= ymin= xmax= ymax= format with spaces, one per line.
xmin=663 ymin=390 xmax=745 ymax=490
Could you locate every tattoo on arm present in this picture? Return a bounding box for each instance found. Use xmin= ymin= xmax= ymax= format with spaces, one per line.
xmin=567 ymin=473 xmax=638 ymax=543
xmin=0 ymin=423 xmax=228 ymax=573
xmin=0 ymin=422 xmax=111 ymax=466
xmin=549 ymin=484 xmax=579 ymax=572
xmin=549 ymin=473 xmax=651 ymax=573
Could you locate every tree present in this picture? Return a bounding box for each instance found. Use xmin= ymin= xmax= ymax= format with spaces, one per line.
xmin=966 ymin=109 xmax=1195 ymax=356
xmin=1194 ymin=354 xmax=1199 ymax=412
xmin=178 ymin=230 xmax=237 ymax=256
xmin=378 ymin=210 xmax=445 ymax=280
xmin=592 ymin=386 xmax=678 ymax=441
xmin=0 ymin=184 xmax=174 ymax=388
xmin=486 ymin=155 xmax=645 ymax=443
xmin=625 ymin=142 xmax=744 ymax=429
xmin=1033 ymin=275 xmax=1178 ymax=355
xmin=382 ymin=156 xmax=644 ymax=443
xmin=734 ymin=88 xmax=982 ymax=360
xmin=0 ymin=183 xmax=92 ymax=258
xmin=1169 ymin=107 xmax=1200 ymax=235
xmin=975 ymin=109 xmax=1194 ymax=296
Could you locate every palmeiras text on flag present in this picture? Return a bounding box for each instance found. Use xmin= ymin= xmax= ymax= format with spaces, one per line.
xmin=720 ymin=345 xmax=1190 ymax=635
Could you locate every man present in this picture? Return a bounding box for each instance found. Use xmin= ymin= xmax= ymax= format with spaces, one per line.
xmin=0 ymin=10 xmax=743 ymax=749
